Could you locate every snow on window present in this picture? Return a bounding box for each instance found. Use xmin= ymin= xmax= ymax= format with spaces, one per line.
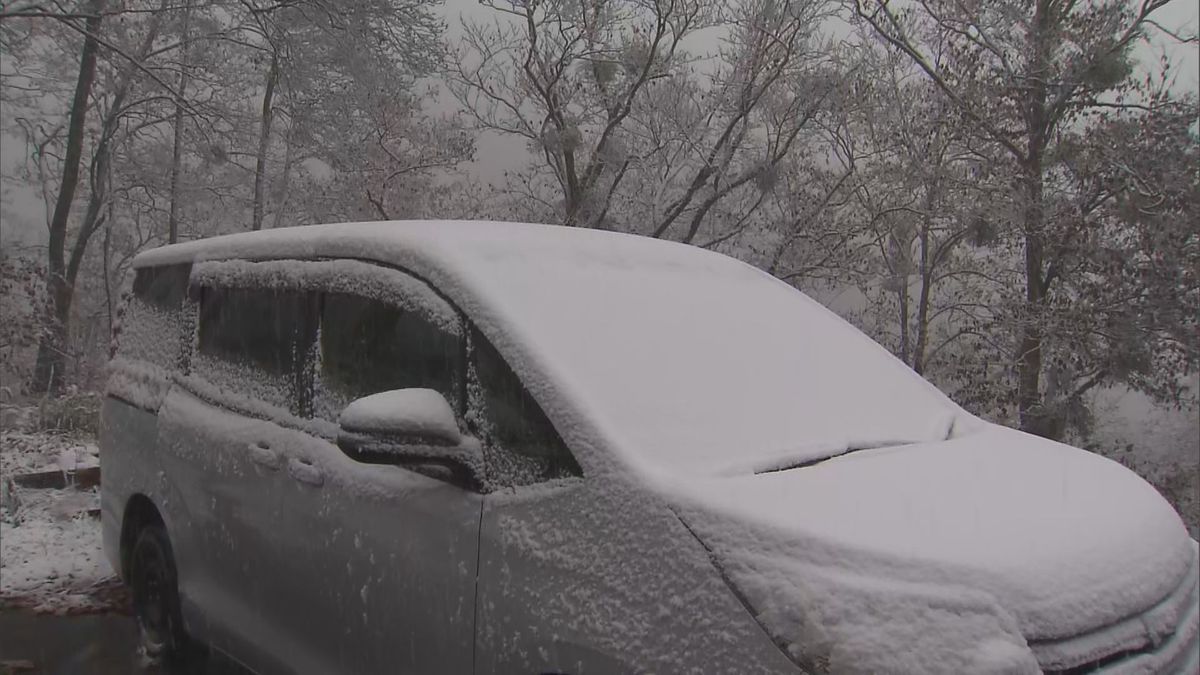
xmin=189 ymin=352 xmax=302 ymax=419
xmin=191 ymin=258 xmax=460 ymax=335
xmin=171 ymin=372 xmax=333 ymax=440
xmin=116 ymin=301 xmax=184 ymax=371
xmin=466 ymin=327 xmax=581 ymax=487
xmin=191 ymin=284 xmax=312 ymax=417
xmin=105 ymin=356 xmax=174 ymax=412
xmin=107 ymin=264 xmax=192 ymax=409
xmin=116 ymin=265 xmax=191 ymax=370
xmin=181 ymin=256 xmax=578 ymax=489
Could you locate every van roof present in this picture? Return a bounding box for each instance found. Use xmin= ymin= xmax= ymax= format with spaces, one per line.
xmin=132 ymin=219 xmax=694 ymax=271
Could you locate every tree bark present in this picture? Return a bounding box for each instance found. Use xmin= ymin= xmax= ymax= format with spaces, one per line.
xmin=31 ymin=1 xmax=104 ymax=394
xmin=897 ymin=269 xmax=910 ymax=365
xmin=252 ymin=52 xmax=280 ymax=231
xmin=167 ymin=0 xmax=193 ymax=244
xmin=103 ymin=206 xmax=113 ymax=338
xmin=1016 ymin=0 xmax=1052 ymax=437
xmin=270 ymin=117 xmax=296 ymax=231
xmin=1016 ymin=158 xmax=1047 ymax=435
xmin=912 ymin=186 xmax=937 ymax=375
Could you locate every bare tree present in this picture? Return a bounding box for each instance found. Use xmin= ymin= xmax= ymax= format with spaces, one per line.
xmin=449 ymin=0 xmax=716 ymax=228
xmin=855 ymin=0 xmax=1198 ymax=437
xmin=29 ymin=0 xmax=105 ymax=393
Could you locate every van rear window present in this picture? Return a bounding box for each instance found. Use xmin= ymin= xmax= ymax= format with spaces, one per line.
xmin=132 ymin=264 xmax=191 ymax=309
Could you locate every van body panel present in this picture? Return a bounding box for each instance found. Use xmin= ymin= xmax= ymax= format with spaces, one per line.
xmin=155 ymin=386 xmax=294 ymax=673
xmin=474 ymin=477 xmax=799 ymax=674
xmin=98 ymin=395 xmax=161 ymax=578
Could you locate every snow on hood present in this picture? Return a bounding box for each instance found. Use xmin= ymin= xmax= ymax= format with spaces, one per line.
xmin=671 ymin=423 xmax=1195 ymax=673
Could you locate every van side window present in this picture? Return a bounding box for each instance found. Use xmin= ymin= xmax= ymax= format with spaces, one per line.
xmin=468 ymin=328 xmax=582 ymax=485
xmin=315 ymin=293 xmax=464 ymax=421
xmin=199 ymin=287 xmax=311 ymax=375
xmin=115 ymin=264 xmax=192 ymax=369
xmin=194 ymin=286 xmax=315 ymax=415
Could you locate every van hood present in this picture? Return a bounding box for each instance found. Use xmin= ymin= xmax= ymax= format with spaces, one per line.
xmin=668 ymin=423 xmax=1196 ymax=673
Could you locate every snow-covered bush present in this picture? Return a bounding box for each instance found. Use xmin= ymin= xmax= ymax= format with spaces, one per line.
xmin=31 ymin=390 xmax=102 ymax=436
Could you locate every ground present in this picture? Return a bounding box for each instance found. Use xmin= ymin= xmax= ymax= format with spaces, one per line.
xmin=1 ymin=413 xmax=128 ymax=616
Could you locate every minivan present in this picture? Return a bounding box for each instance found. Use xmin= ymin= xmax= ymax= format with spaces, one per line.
xmin=101 ymin=220 xmax=1199 ymax=674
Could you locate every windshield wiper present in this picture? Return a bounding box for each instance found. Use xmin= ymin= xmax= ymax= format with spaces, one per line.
xmin=752 ymin=413 xmax=963 ymax=475
xmin=753 ymin=439 xmax=922 ymax=475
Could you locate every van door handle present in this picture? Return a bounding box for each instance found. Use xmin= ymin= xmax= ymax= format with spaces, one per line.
xmin=287 ymin=458 xmax=324 ymax=487
xmin=249 ymin=442 xmax=282 ymax=470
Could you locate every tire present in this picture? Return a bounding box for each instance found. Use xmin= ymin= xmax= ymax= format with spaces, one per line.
xmin=129 ymin=523 xmax=201 ymax=666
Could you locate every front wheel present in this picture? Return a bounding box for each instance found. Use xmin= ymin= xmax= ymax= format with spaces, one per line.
xmin=129 ymin=523 xmax=199 ymax=665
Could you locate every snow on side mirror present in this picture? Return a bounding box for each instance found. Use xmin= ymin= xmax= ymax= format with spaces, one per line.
xmin=337 ymin=389 xmax=486 ymax=491
xmin=338 ymin=388 xmax=462 ymax=445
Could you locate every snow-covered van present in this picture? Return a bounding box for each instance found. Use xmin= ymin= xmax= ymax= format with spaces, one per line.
xmin=101 ymin=220 xmax=1199 ymax=674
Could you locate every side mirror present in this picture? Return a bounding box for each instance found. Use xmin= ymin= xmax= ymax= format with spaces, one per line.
xmin=337 ymin=389 xmax=486 ymax=491
xmin=339 ymin=388 xmax=462 ymax=445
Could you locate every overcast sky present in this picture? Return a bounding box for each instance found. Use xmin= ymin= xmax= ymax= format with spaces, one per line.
xmin=1 ymin=0 xmax=1196 ymax=247
xmin=442 ymin=0 xmax=1200 ymax=82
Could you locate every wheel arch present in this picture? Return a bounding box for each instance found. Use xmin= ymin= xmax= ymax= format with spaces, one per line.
xmin=120 ymin=493 xmax=164 ymax=581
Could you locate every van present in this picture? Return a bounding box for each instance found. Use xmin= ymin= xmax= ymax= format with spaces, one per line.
xmin=101 ymin=220 xmax=1199 ymax=674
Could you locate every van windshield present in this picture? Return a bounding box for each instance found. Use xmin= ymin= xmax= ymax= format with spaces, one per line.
xmin=456 ymin=236 xmax=961 ymax=478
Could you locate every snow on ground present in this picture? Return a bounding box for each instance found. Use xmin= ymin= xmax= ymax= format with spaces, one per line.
xmin=1 ymin=425 xmax=123 ymax=614
xmin=1 ymin=428 xmax=99 ymax=477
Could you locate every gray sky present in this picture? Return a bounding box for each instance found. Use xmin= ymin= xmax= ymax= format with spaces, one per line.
xmin=442 ymin=0 xmax=1200 ymax=83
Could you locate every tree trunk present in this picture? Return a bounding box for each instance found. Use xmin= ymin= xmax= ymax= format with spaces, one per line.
xmin=69 ymin=5 xmax=167 ymax=287
xmin=1016 ymin=160 xmax=1047 ymax=435
xmin=31 ymin=2 xmax=104 ymax=394
xmin=32 ymin=0 xmax=169 ymax=393
xmin=103 ymin=209 xmax=113 ymax=338
xmin=252 ymin=52 xmax=280 ymax=231
xmin=270 ymin=110 xmax=296 ymax=231
xmin=167 ymin=0 xmax=193 ymax=244
xmin=897 ymin=279 xmax=910 ymax=366
xmin=1016 ymin=0 xmax=1052 ymax=437
xmin=912 ymin=187 xmax=936 ymax=375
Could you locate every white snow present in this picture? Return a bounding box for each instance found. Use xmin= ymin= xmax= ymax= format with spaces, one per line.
xmin=159 ymin=387 xmax=452 ymax=503
xmin=0 ymin=488 xmax=109 ymax=609
xmin=106 ymin=287 xmax=188 ymax=411
xmin=672 ymin=423 xmax=1196 ymax=672
xmin=174 ymin=370 xmax=337 ymax=440
xmin=1 ymin=430 xmax=116 ymax=614
xmin=191 ymin=351 xmax=297 ymax=416
xmin=1030 ymin=549 xmax=1199 ymax=671
xmin=191 ymin=258 xmax=461 ymax=333
xmin=722 ymin=549 xmax=1040 ymax=674
xmin=105 ymin=356 xmax=174 ymax=412
xmin=339 ymin=388 xmax=460 ymax=440
xmin=113 ymin=296 xmax=186 ymax=370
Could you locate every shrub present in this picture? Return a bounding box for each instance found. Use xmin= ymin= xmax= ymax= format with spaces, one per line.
xmin=33 ymin=390 xmax=102 ymax=436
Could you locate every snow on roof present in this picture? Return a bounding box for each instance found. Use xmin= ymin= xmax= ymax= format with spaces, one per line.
xmin=135 ymin=220 xmax=962 ymax=478
xmin=133 ymin=220 xmax=684 ymax=271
